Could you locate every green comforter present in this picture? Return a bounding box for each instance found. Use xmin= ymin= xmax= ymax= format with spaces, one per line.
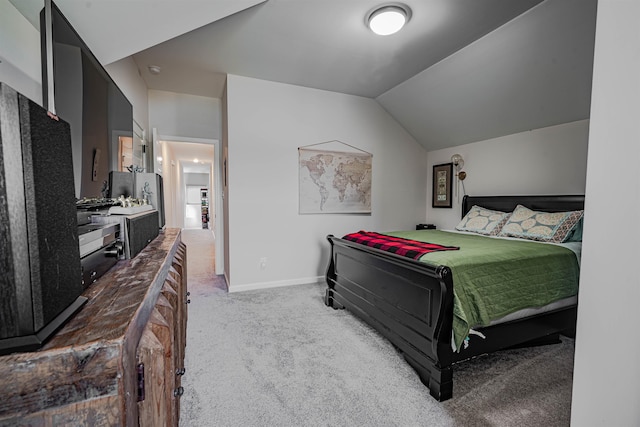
xmin=386 ymin=230 xmax=580 ymax=351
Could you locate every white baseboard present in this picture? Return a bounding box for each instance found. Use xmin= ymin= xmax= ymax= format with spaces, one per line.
xmin=228 ymin=276 xmax=324 ymax=293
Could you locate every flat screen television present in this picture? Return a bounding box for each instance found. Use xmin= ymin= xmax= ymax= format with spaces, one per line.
xmin=40 ymin=1 xmax=133 ymax=200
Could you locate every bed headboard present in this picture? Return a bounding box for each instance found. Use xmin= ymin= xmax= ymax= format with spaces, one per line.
xmin=462 ymin=195 xmax=585 ymax=218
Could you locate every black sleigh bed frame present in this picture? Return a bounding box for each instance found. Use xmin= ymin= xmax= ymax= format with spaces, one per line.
xmin=324 ymin=195 xmax=584 ymax=401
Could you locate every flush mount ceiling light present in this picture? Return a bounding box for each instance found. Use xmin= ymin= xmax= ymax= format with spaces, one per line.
xmin=367 ymin=3 xmax=411 ymax=36
xmin=148 ymin=65 xmax=161 ymax=75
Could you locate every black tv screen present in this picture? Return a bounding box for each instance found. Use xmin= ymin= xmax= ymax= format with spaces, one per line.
xmin=40 ymin=1 xmax=133 ymax=200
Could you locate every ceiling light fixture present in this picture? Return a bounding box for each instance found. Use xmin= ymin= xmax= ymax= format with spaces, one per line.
xmin=367 ymin=3 xmax=411 ymax=36
xmin=148 ymin=65 xmax=161 ymax=75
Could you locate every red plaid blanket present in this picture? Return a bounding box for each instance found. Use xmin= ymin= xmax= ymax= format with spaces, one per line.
xmin=342 ymin=231 xmax=459 ymax=260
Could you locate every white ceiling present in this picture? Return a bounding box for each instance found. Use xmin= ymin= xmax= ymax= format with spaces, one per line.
xmin=10 ymin=0 xmax=596 ymax=151
xmin=9 ymin=0 xmax=267 ymax=65
xmin=131 ymin=0 xmax=545 ymax=99
xmin=377 ymin=0 xmax=597 ymax=150
xmin=164 ymin=141 xmax=214 ymax=174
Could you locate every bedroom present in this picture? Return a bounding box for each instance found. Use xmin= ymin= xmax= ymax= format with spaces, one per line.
xmin=0 ymin=0 xmax=638 ymax=424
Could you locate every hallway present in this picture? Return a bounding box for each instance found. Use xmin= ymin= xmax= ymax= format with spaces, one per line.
xmin=180 ymin=228 xmax=226 ymax=295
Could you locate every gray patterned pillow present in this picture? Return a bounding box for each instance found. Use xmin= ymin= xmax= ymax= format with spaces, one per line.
xmin=456 ymin=205 xmax=511 ymax=236
xmin=498 ymin=204 xmax=584 ymax=243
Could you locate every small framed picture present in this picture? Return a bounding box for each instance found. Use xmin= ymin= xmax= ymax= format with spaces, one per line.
xmin=432 ymin=162 xmax=453 ymax=208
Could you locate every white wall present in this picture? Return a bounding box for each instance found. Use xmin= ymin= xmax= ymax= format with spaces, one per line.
xmin=149 ymin=90 xmax=221 ymax=253
xmin=225 ymin=75 xmax=427 ymax=291
xmin=571 ymin=1 xmax=640 ymax=425
xmin=184 ymin=172 xmax=209 ymax=186
xmin=161 ymin=143 xmax=179 ymax=228
xmin=149 ymin=90 xmax=221 ymax=141
xmin=426 ymin=120 xmax=590 ymax=229
xmin=0 ymin=53 xmax=41 ymax=105
xmin=0 ymin=0 xmax=41 ymax=104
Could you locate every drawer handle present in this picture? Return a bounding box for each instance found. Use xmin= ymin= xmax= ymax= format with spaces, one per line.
xmin=176 ymin=367 xmax=186 ymax=376
xmin=174 ymin=386 xmax=184 ymax=397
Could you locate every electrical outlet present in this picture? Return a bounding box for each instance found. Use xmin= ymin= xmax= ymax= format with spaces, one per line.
xmin=259 ymin=257 xmax=267 ymax=270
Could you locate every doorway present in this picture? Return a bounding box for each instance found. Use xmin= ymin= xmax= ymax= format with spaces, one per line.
xmin=185 ymin=185 xmax=209 ymax=229
xmin=155 ymin=135 xmax=224 ymax=274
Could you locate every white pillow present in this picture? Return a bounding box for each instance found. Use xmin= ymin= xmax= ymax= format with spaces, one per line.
xmin=455 ymin=205 xmax=511 ymax=236
xmin=498 ymin=204 xmax=584 ymax=243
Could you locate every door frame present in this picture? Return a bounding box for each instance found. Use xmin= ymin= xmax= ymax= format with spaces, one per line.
xmin=156 ymin=133 xmax=224 ymax=275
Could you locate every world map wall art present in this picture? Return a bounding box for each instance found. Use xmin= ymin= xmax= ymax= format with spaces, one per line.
xmin=298 ymin=141 xmax=372 ymax=214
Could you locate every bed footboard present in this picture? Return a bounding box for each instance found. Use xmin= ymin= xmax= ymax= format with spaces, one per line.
xmin=325 ymin=234 xmax=456 ymax=401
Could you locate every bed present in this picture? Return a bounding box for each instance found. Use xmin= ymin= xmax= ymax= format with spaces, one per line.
xmin=324 ymin=194 xmax=584 ymax=401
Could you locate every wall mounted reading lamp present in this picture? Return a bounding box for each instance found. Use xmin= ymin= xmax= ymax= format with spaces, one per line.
xmin=451 ymin=153 xmax=467 ymax=199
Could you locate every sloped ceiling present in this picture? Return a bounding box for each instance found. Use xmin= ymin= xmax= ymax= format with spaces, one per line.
xmin=131 ymin=0 xmax=544 ymax=99
xmin=10 ymin=0 xmax=597 ymax=151
xmin=9 ymin=0 xmax=267 ymax=65
xmin=377 ymin=0 xmax=597 ymax=150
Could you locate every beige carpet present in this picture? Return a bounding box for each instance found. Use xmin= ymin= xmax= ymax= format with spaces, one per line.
xmin=179 ymin=229 xmax=574 ymax=426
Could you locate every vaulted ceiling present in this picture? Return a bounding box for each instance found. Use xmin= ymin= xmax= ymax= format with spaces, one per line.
xmin=11 ymin=0 xmax=597 ymax=151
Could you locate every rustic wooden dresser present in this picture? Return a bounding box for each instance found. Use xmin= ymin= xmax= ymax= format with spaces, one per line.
xmin=0 ymin=228 xmax=188 ymax=426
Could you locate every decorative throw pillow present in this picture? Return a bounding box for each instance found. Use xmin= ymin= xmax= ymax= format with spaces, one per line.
xmin=456 ymin=205 xmax=511 ymax=236
xmin=498 ymin=205 xmax=584 ymax=243
xmin=564 ymin=217 xmax=584 ymax=242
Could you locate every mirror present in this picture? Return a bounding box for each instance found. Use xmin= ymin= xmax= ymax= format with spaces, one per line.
xmin=116 ymin=119 xmax=148 ymax=173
